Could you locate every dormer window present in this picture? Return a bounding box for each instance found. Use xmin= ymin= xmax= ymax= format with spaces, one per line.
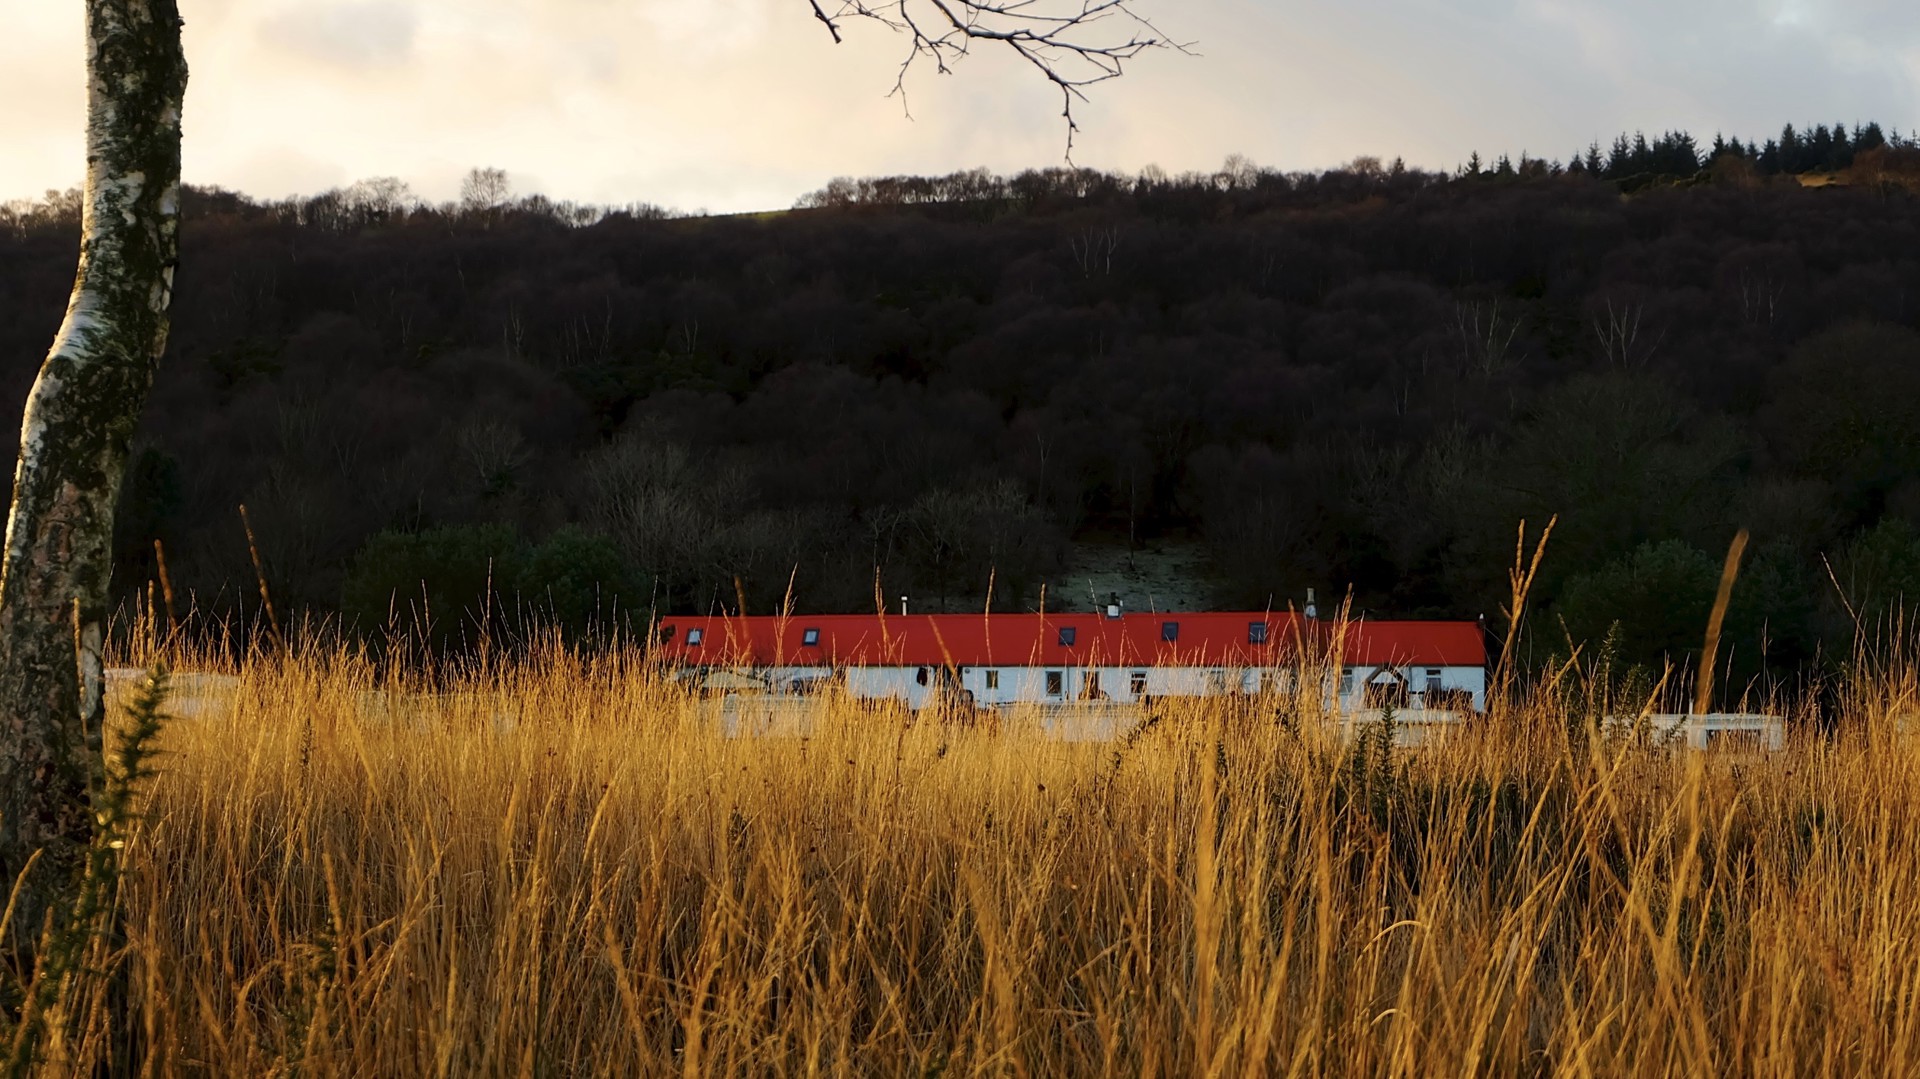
xmin=1161 ymin=621 xmax=1180 ymax=642
xmin=1058 ymin=626 xmax=1077 ymax=646
xmin=802 ymin=627 xmax=821 ymax=647
xmin=1248 ymin=621 xmax=1268 ymax=645
xmin=686 ymin=628 xmax=704 ymax=647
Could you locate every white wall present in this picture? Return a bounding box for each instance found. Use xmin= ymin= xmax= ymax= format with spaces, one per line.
xmin=750 ymin=663 xmax=1486 ymax=715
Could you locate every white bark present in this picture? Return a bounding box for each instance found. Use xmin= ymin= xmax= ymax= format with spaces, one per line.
xmin=0 ymin=0 xmax=187 ymax=928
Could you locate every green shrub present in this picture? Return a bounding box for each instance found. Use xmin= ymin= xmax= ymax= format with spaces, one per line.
xmin=515 ymin=526 xmax=650 ymax=637
xmin=1556 ymin=539 xmax=1722 ymax=670
xmin=341 ymin=524 xmax=647 ymax=649
xmin=340 ymin=524 xmax=522 ymax=650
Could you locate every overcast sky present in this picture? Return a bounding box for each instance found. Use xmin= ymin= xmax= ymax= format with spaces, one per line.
xmin=3 ymin=0 xmax=1916 ymax=214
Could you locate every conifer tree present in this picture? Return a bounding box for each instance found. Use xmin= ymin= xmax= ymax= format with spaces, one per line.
xmin=1779 ymin=125 xmax=1802 ymax=173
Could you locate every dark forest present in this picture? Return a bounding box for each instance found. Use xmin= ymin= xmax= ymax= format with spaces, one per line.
xmin=6 ymin=123 xmax=1920 ymax=680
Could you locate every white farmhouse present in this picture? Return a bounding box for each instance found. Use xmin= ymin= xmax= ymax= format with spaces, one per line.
xmin=656 ymin=610 xmax=1486 ymax=719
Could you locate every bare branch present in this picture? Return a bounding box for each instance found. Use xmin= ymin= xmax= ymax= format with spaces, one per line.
xmin=809 ymin=0 xmax=1187 ymax=160
xmin=808 ymin=0 xmax=844 ymax=44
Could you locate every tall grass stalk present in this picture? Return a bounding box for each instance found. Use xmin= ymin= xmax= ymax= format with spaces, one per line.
xmin=54 ymin=633 xmax=1920 ymax=1075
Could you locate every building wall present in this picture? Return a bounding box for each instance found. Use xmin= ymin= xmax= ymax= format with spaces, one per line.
xmin=1337 ymin=664 xmax=1486 ymax=714
xmin=767 ymin=662 xmax=1487 ymax=713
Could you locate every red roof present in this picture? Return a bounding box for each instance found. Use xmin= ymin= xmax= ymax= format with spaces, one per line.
xmin=653 ymin=612 xmax=1484 ymax=669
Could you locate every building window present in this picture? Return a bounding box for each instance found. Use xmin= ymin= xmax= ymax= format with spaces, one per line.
xmin=916 ymin=667 xmax=930 ymax=686
xmin=1161 ymin=621 xmax=1180 ymax=642
xmin=1082 ymin=671 xmax=1104 ymax=699
xmin=685 ymin=628 xmax=703 ymax=647
xmin=1339 ymin=667 xmax=1354 ymax=695
xmin=802 ymin=627 xmax=820 ymax=646
xmin=985 ymin=670 xmax=1000 ymax=690
xmin=1425 ymin=668 xmax=1443 ymax=693
xmin=1130 ymin=670 xmax=1148 ymax=696
xmin=1364 ymin=676 xmax=1410 ymax=710
xmin=1248 ymin=621 xmax=1268 ymax=644
xmin=1045 ymin=670 xmax=1064 ymax=696
xmin=1058 ymin=626 xmax=1077 ymax=646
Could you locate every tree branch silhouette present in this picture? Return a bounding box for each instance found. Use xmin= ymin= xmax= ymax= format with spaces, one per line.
xmin=811 ymin=1 xmax=1188 ymax=158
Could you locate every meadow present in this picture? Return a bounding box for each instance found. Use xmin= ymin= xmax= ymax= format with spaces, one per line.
xmin=35 ymin=637 xmax=1920 ymax=1076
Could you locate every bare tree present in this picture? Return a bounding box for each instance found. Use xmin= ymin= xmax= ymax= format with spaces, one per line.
xmin=344 ymin=175 xmax=418 ymax=224
xmin=1453 ymin=299 xmax=1522 ymax=378
xmin=1068 ymin=224 xmax=1120 ymax=277
xmin=0 ymin=0 xmax=188 ymax=936
xmin=1591 ymin=298 xmax=1663 ymax=370
xmin=459 ymin=166 xmax=512 ymax=224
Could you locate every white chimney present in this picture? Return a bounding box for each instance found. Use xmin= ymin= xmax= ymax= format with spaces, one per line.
xmin=900 ymin=595 xmax=909 ymax=616
xmin=1305 ymin=588 xmax=1318 ymax=620
xmin=1106 ymin=592 xmax=1122 ymax=619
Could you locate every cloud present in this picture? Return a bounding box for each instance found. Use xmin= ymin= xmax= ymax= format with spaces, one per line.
xmin=258 ymin=2 xmax=419 ymax=70
xmin=632 ymin=0 xmax=778 ymax=57
xmin=1 ymin=0 xmax=1916 ymax=212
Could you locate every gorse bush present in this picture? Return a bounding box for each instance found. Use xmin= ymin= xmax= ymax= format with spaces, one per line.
xmin=34 ymin=639 xmax=1916 ymax=1075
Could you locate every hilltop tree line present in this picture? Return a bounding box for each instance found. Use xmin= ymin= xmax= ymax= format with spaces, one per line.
xmin=4 ymin=126 xmax=1920 ymax=682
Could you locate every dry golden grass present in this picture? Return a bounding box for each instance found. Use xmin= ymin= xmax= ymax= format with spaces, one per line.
xmin=69 ymin=642 xmax=1920 ymax=1076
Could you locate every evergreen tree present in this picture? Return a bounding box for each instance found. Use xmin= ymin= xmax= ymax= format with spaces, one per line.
xmin=1657 ymin=130 xmax=1700 ymax=174
xmin=1585 ymin=142 xmax=1605 ymax=176
xmin=1809 ymin=124 xmax=1835 ymax=170
xmin=1856 ymin=121 xmax=1887 ymax=155
xmin=1607 ymin=134 xmax=1633 ymax=177
xmin=1779 ymin=125 xmax=1802 ymax=172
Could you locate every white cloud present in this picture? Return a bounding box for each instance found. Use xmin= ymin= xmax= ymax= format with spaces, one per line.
xmin=258 ymin=1 xmax=419 ymax=70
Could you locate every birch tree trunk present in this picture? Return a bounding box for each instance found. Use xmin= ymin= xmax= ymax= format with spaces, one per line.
xmin=0 ymin=0 xmax=186 ymax=937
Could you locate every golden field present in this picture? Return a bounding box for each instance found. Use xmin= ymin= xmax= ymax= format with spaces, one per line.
xmin=45 ymin=641 xmax=1920 ymax=1076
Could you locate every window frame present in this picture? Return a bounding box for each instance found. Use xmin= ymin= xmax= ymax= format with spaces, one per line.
xmin=801 ymin=627 xmax=821 ymax=647
xmin=1161 ymin=621 xmax=1180 ymax=642
xmin=1058 ymin=626 xmax=1077 ymax=647
xmin=1045 ymin=669 xmax=1065 ymax=697
xmin=685 ymin=628 xmax=704 ymax=647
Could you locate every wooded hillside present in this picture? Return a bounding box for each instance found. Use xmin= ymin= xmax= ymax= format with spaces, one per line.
xmin=6 ymin=126 xmax=1920 ymax=677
